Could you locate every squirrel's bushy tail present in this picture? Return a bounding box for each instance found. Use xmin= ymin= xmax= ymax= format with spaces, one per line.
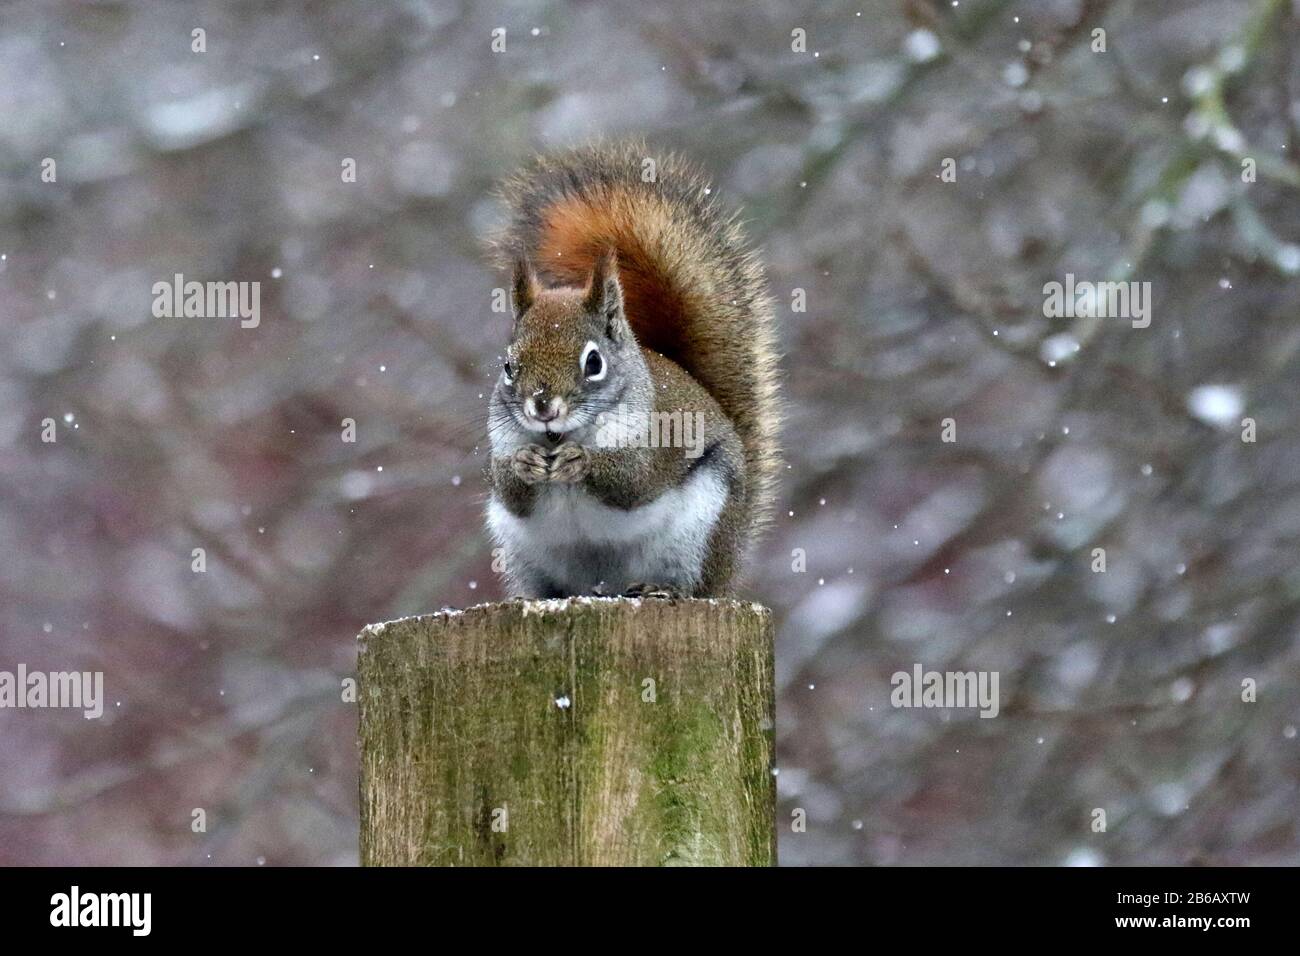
xmin=490 ymin=141 xmax=781 ymax=536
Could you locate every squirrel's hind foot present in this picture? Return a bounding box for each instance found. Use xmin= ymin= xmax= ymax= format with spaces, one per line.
xmin=622 ymin=582 xmax=685 ymax=600
xmin=585 ymin=581 xmax=680 ymax=600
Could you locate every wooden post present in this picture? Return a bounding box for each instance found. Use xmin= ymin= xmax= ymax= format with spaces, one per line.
xmin=358 ymin=597 xmax=776 ymax=866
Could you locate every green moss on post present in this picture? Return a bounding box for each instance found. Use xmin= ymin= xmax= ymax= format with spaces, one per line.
xmin=358 ymin=597 xmax=776 ymax=866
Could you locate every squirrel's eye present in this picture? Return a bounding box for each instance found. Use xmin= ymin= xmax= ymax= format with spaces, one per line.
xmin=581 ymin=341 xmax=606 ymax=381
xmin=502 ymin=361 xmax=514 ymax=383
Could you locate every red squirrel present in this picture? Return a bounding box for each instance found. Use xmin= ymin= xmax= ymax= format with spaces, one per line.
xmin=485 ymin=142 xmax=781 ymax=598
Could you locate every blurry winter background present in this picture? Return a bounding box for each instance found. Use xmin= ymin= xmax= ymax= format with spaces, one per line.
xmin=1 ymin=0 xmax=1298 ymax=866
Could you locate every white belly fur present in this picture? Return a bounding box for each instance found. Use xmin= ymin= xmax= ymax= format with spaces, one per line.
xmin=487 ymin=465 xmax=727 ymax=594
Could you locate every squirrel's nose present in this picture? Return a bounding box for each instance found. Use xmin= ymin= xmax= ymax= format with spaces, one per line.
xmin=526 ymin=395 xmax=564 ymax=423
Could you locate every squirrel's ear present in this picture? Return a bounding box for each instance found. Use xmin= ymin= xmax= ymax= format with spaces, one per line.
xmin=585 ymin=250 xmax=625 ymax=337
xmin=511 ymin=257 xmax=537 ymax=322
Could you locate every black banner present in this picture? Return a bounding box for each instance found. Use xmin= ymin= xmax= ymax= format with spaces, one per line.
xmin=0 ymin=866 xmax=1281 ymax=942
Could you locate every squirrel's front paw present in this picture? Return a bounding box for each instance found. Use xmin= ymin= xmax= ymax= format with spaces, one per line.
xmin=511 ymin=444 xmax=552 ymax=485
xmin=548 ymin=442 xmax=590 ymax=483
